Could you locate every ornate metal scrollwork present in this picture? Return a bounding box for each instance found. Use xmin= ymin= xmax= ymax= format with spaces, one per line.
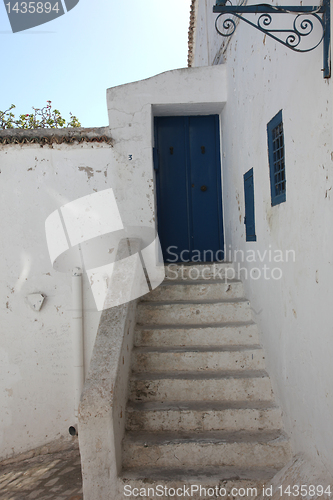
xmin=215 ymin=14 xmax=237 ymax=37
xmin=213 ymin=0 xmax=330 ymax=77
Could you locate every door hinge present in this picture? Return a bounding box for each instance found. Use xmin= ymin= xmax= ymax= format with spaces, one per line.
xmin=153 ymin=147 xmax=159 ymax=171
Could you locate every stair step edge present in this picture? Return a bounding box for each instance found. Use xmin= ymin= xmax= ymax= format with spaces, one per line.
xmin=135 ymin=321 xmax=257 ymax=330
xmin=124 ymin=430 xmax=290 ymax=445
xmin=131 ymin=370 xmax=269 ymax=381
xmin=126 ymin=400 xmax=279 ymax=411
xmin=158 ymin=278 xmax=243 ymax=286
xmin=138 ymin=298 xmax=250 ymax=306
xmin=132 ymin=345 xmax=262 ymax=354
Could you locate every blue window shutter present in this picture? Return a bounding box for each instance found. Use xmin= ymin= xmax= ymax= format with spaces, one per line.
xmin=244 ymin=168 xmax=256 ymax=242
xmin=267 ymin=110 xmax=286 ymax=207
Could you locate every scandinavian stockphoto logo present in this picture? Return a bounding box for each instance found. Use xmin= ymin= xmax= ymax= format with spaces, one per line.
xmin=45 ymin=188 xmax=165 ymax=311
xmin=4 ymin=0 xmax=80 ymax=33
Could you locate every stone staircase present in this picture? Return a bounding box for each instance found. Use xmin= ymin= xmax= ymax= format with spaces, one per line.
xmin=120 ymin=263 xmax=291 ymax=498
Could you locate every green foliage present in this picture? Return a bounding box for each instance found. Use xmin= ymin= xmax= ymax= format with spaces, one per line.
xmin=0 ymin=101 xmax=81 ymax=129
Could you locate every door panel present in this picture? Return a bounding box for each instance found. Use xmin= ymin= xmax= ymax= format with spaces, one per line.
xmin=155 ymin=115 xmax=223 ymax=263
xmin=154 ymin=117 xmax=190 ymax=262
xmin=189 ymin=116 xmax=223 ymax=260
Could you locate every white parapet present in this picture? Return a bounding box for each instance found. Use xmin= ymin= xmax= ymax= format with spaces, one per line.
xmin=78 ymin=238 xmax=143 ymax=500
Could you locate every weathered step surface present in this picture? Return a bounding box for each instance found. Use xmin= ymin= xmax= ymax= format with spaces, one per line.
xmin=121 ymin=465 xmax=281 ymax=481
xmin=142 ymin=279 xmax=244 ymax=302
xmin=126 ymin=400 xmax=282 ymax=432
xmin=122 ymin=430 xmax=292 ymax=469
xmin=121 ymin=464 xmax=279 ymax=485
xmin=135 ymin=322 xmax=260 ymax=347
xmin=137 ymin=299 xmax=251 ymax=325
xmin=120 ymin=470 xmax=278 ymax=500
xmin=129 ymin=370 xmax=274 ymax=402
xmin=131 ymin=345 xmax=266 ymax=372
xmin=164 ymin=262 xmax=236 ymax=280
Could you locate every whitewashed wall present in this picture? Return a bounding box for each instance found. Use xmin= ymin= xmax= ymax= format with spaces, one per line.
xmin=192 ymin=0 xmax=333 ymax=472
xmin=0 ymin=137 xmax=114 ymax=459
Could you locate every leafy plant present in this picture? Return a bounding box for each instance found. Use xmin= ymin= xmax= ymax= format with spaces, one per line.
xmin=0 ymin=102 xmax=81 ymax=129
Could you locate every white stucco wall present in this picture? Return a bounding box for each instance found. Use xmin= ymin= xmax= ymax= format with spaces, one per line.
xmin=0 ymin=139 xmax=115 ymax=459
xmin=191 ymin=0 xmax=225 ymax=66
xmin=191 ymin=0 xmax=333 ymax=473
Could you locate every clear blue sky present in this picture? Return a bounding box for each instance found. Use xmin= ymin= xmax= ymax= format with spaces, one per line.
xmin=0 ymin=0 xmax=191 ymax=127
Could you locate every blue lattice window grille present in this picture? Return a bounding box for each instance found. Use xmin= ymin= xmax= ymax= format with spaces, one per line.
xmin=267 ymin=110 xmax=286 ymax=206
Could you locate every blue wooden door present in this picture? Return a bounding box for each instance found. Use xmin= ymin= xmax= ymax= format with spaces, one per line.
xmin=154 ymin=115 xmax=224 ymax=262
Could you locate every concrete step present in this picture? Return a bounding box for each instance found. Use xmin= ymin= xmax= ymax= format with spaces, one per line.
xmin=120 ymin=468 xmax=279 ymax=500
xmin=137 ymin=299 xmax=251 ymax=325
xmin=164 ymin=262 xmax=236 ymax=281
xmin=142 ymin=279 xmax=244 ymax=302
xmin=121 ymin=464 xmax=280 ymax=481
xmin=129 ymin=370 xmax=273 ymax=403
xmin=131 ymin=345 xmax=266 ymax=373
xmin=126 ymin=400 xmax=282 ymax=433
xmin=122 ymin=430 xmax=292 ymax=469
xmin=135 ymin=322 xmax=260 ymax=347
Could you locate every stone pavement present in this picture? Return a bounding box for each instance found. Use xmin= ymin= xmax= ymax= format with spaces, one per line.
xmin=0 ymin=446 xmax=82 ymax=500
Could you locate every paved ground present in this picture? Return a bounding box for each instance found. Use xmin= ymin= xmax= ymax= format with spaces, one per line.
xmin=0 ymin=447 xmax=83 ymax=500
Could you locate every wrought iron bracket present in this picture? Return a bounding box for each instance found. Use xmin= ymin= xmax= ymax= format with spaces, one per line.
xmin=213 ymin=0 xmax=330 ymax=77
